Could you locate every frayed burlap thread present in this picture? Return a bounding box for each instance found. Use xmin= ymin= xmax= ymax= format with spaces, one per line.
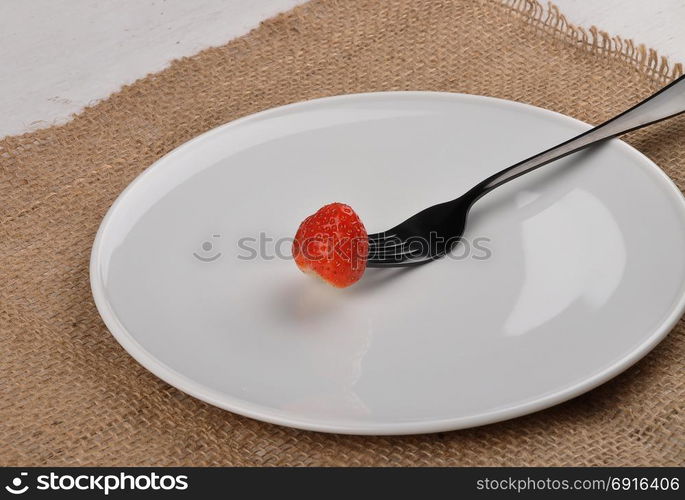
xmin=1 ymin=0 xmax=684 ymax=466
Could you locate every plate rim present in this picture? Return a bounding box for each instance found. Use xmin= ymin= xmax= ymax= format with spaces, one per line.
xmin=90 ymin=91 xmax=685 ymax=435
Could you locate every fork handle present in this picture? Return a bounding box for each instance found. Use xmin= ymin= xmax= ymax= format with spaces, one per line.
xmin=474 ymin=74 xmax=685 ymax=195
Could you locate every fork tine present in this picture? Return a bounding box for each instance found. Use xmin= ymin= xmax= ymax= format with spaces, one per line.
xmin=368 ymin=238 xmax=413 ymax=261
xmin=368 ymin=239 xmax=425 ymax=264
xmin=369 ymin=238 xmax=408 ymax=252
xmin=367 ymin=232 xmax=395 ymax=243
xmin=369 ymin=241 xmax=414 ymax=256
xmin=367 ymin=248 xmax=431 ymax=267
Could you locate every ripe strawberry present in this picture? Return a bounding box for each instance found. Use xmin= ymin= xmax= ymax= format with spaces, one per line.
xmin=292 ymin=203 xmax=369 ymax=288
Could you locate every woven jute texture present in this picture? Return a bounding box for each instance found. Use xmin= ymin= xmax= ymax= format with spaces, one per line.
xmin=1 ymin=0 xmax=684 ymax=466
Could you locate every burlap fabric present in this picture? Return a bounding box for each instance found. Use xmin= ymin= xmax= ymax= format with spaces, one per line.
xmin=1 ymin=0 xmax=684 ymax=466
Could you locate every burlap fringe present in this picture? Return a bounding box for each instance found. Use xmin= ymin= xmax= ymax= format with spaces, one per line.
xmin=503 ymin=0 xmax=683 ymax=83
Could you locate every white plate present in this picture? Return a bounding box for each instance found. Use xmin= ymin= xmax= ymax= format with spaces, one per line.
xmin=90 ymin=92 xmax=685 ymax=435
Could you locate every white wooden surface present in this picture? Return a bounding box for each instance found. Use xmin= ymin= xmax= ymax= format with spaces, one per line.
xmin=1 ymin=0 xmax=683 ymax=139
xmin=0 ymin=0 xmax=307 ymax=138
xmin=554 ymin=0 xmax=684 ymax=63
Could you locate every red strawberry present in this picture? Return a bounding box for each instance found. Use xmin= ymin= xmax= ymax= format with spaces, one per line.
xmin=292 ymin=203 xmax=369 ymax=288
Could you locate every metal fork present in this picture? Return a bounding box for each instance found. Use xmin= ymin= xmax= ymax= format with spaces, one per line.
xmin=367 ymin=74 xmax=685 ymax=267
